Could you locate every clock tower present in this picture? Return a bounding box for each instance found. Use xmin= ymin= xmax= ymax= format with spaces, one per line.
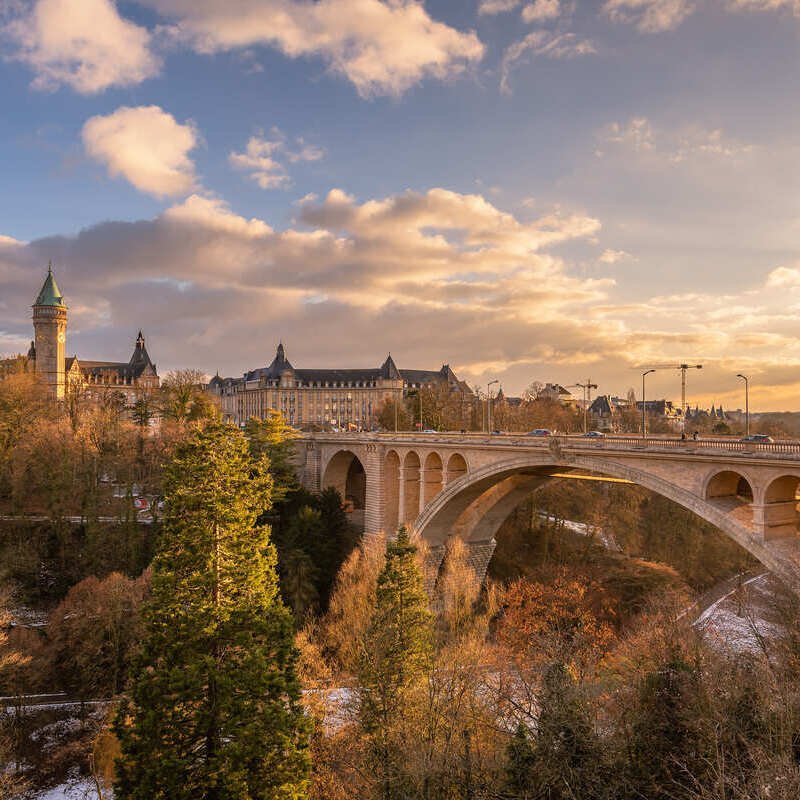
xmin=32 ymin=263 xmax=67 ymax=399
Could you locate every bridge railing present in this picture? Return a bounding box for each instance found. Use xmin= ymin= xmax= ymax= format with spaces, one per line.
xmin=304 ymin=431 xmax=800 ymax=458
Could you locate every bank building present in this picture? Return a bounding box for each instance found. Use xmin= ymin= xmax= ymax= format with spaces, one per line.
xmin=209 ymin=342 xmax=471 ymax=429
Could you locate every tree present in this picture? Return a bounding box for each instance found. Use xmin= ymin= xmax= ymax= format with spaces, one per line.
xmin=505 ymin=723 xmax=536 ymax=800
xmin=530 ymin=663 xmax=606 ymax=800
xmin=626 ymin=651 xmax=712 ymax=800
xmin=114 ymin=422 xmax=310 ymax=800
xmin=160 ymin=369 xmax=219 ymax=424
xmin=357 ymin=528 xmax=434 ymax=800
xmin=48 ymin=571 xmax=149 ymax=699
xmin=246 ymin=412 xmax=299 ymax=503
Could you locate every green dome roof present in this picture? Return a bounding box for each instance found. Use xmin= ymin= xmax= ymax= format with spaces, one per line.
xmin=34 ymin=264 xmax=66 ymax=308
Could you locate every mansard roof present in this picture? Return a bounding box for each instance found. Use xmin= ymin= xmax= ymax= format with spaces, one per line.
xmin=33 ymin=264 xmax=66 ymax=308
xmin=239 ymin=343 xmax=467 ymax=389
xmin=66 ymin=332 xmax=158 ymax=381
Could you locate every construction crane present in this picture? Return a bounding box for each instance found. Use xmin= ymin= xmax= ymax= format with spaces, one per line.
xmin=638 ymin=363 xmax=703 ymax=417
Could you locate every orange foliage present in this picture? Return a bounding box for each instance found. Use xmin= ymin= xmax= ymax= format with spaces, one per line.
xmin=497 ymin=573 xmax=616 ymax=674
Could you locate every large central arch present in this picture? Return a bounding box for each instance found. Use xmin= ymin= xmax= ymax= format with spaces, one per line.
xmin=413 ymin=453 xmax=800 ymax=590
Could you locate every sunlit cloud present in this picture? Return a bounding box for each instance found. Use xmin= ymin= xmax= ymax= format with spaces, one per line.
xmin=141 ymin=0 xmax=485 ymax=97
xmin=82 ymin=105 xmax=199 ymax=198
xmin=2 ymin=0 xmax=159 ymax=93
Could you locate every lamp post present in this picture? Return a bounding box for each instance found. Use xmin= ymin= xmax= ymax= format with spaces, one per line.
xmin=642 ymin=369 xmax=655 ymax=438
xmin=576 ymin=379 xmax=597 ymax=433
xmin=737 ymin=374 xmax=749 ymax=437
xmin=487 ymin=379 xmax=499 ymax=433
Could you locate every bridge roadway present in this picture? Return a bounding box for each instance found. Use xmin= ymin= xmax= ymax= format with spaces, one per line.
xmin=297 ymin=432 xmax=800 ymax=594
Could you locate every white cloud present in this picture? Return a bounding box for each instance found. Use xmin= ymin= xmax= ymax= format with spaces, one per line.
xmin=522 ymin=0 xmax=563 ymax=22
xmin=603 ymin=0 xmax=695 ymax=32
xmin=82 ymin=106 xmax=199 ymax=198
xmin=229 ymin=131 xmax=325 ymax=190
xmin=597 ymin=117 xmax=753 ymax=162
xmin=141 ymin=0 xmax=484 ymax=97
xmin=478 ymin=0 xmax=522 ymax=13
xmin=599 ymin=248 xmax=632 ymax=264
xmin=6 ymin=188 xmax=800 ymax=406
xmin=501 ymin=31 xmax=596 ymax=94
xmin=2 ymin=0 xmax=159 ymax=93
xmin=727 ymin=0 xmax=800 ymax=13
xmin=766 ymin=265 xmax=800 ymax=288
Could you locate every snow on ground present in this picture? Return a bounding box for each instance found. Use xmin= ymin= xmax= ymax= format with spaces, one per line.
xmin=695 ymin=573 xmax=786 ymax=654
xmin=34 ymin=779 xmax=101 ymax=799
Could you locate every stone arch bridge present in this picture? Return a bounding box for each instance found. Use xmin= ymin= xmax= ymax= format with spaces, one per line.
xmin=298 ymin=433 xmax=800 ymax=594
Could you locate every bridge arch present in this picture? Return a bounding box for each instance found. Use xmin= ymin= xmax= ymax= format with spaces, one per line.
xmin=445 ymin=452 xmax=468 ymax=484
xmin=403 ymin=451 xmax=421 ymax=527
xmin=423 ymin=452 xmax=444 ymax=506
xmin=762 ymin=473 xmax=800 ymax=539
xmin=413 ymin=453 xmax=800 ymax=590
xmin=384 ymin=449 xmax=401 ymax=533
xmin=322 ymin=449 xmax=367 ymax=530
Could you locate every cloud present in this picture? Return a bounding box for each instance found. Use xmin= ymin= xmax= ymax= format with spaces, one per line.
xmin=478 ymin=0 xmax=522 ymax=13
xmin=2 ymin=0 xmax=160 ymax=93
xmin=5 ymin=187 xmax=800 ymax=406
xmin=501 ymin=31 xmax=596 ymax=93
xmin=597 ymin=117 xmax=753 ymax=162
xmin=141 ymin=0 xmax=484 ymax=97
xmin=727 ymin=0 xmax=800 ymax=13
xmin=765 ymin=265 xmax=800 ymax=288
xmin=81 ymin=106 xmax=199 ymax=198
xmin=229 ymin=130 xmax=325 ymax=190
xmin=602 ymin=0 xmax=695 ymax=32
xmin=599 ymin=248 xmax=632 ymax=264
xmin=522 ymin=0 xmax=563 ymax=22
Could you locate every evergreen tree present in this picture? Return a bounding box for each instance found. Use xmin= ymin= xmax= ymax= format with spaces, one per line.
xmin=245 ymin=412 xmax=299 ymax=503
xmin=358 ymin=527 xmax=434 ymax=800
xmin=531 ymin=662 xmax=606 ymax=800
xmin=114 ymin=422 xmax=310 ymax=800
xmin=505 ymin=722 xmax=536 ymax=800
xmin=627 ymin=653 xmax=712 ymax=800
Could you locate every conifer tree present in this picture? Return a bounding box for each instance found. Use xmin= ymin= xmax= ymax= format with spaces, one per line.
xmin=505 ymin=722 xmax=536 ymax=800
xmin=114 ymin=422 xmax=310 ymax=800
xmin=358 ymin=527 xmax=433 ymax=800
xmin=531 ymin=662 xmax=606 ymax=799
xmin=627 ymin=652 xmax=712 ymax=800
xmin=245 ymin=412 xmax=299 ymax=503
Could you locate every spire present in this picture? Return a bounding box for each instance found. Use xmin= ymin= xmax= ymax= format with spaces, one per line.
xmin=33 ymin=263 xmax=66 ymax=308
xmin=129 ymin=330 xmax=154 ymax=375
xmin=380 ymin=353 xmax=401 ymax=380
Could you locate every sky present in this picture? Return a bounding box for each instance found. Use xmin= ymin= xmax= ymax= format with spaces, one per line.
xmin=1 ymin=0 xmax=800 ymax=411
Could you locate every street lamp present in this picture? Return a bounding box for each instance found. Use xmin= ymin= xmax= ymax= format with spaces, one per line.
xmin=487 ymin=379 xmax=499 ymax=433
xmin=642 ymin=369 xmax=656 ymax=438
xmin=737 ymin=374 xmax=749 ymax=437
xmin=576 ymin=379 xmax=597 ymax=434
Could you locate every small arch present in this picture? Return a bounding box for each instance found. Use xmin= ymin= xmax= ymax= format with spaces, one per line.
xmin=705 ymin=470 xmax=754 ymax=503
xmin=403 ymin=451 xmax=421 ymax=526
xmin=446 ymin=453 xmax=468 ymax=484
xmin=423 ymin=452 xmax=444 ymax=507
xmin=763 ymin=474 xmax=800 ymax=539
xmin=322 ymin=449 xmax=366 ymax=532
xmin=384 ymin=450 xmax=401 ymax=533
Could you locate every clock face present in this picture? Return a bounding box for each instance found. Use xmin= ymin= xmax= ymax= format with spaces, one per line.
xmin=57 ymin=332 xmax=65 ymax=343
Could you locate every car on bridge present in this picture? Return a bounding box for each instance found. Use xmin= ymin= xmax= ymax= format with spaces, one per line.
xmin=740 ymin=434 xmax=774 ymax=443
xmin=582 ymin=430 xmax=606 ymax=438
xmin=526 ymin=429 xmax=552 ymax=437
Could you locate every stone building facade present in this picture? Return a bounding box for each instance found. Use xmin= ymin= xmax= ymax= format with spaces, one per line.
xmin=25 ymin=266 xmax=159 ymax=403
xmin=209 ymin=342 xmax=470 ymax=429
